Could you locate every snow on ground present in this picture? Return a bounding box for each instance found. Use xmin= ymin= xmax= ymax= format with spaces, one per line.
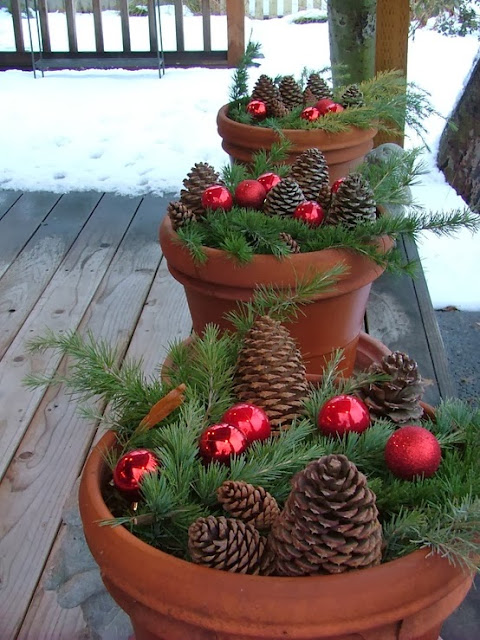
xmin=0 ymin=9 xmax=479 ymax=309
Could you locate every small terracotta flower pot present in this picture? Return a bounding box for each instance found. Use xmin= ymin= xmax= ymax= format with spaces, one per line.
xmin=79 ymin=430 xmax=473 ymax=640
xmin=159 ymin=216 xmax=394 ymax=378
xmin=216 ymin=105 xmax=377 ymax=184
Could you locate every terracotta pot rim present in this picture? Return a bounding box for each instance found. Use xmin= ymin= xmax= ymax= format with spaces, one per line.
xmin=217 ymin=104 xmax=378 ymax=148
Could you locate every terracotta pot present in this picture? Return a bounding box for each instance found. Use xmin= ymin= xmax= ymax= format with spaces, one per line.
xmin=159 ymin=215 xmax=394 ymax=378
xmin=79 ymin=431 xmax=473 ymax=640
xmin=216 ymin=105 xmax=378 ymax=184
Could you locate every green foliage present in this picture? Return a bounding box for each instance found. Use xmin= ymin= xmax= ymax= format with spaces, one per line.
xmin=410 ymin=0 xmax=480 ymax=37
xmin=229 ymin=41 xmax=263 ymax=103
xmin=220 ymin=140 xmax=291 ymax=193
xmin=292 ymin=14 xmax=328 ymax=24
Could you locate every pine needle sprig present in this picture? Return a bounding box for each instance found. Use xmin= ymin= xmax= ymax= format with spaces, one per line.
xmin=175 ymin=223 xmax=208 ymax=264
xmin=229 ymin=40 xmax=263 ymax=103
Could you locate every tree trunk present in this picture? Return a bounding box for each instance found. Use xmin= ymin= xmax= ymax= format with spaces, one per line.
xmin=327 ymin=0 xmax=377 ymax=89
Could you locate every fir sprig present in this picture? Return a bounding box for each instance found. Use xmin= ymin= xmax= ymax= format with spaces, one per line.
xmin=228 ymin=41 xmax=263 ymax=103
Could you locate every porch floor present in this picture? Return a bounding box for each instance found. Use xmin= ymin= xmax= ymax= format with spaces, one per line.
xmin=0 ymin=189 xmax=474 ymax=638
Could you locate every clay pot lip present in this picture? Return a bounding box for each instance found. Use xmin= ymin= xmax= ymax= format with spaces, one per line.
xmin=217 ymin=104 xmax=378 ymax=148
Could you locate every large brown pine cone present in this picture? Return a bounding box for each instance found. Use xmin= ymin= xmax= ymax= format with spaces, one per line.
xmin=264 ymin=178 xmax=305 ymax=218
xmin=269 ymin=97 xmax=289 ymax=119
xmin=305 ymin=73 xmax=333 ymax=100
xmin=167 ymin=201 xmax=197 ymax=231
xmin=233 ymin=315 xmax=309 ymax=433
xmin=267 ymin=455 xmax=383 ymax=576
xmin=279 ymin=76 xmax=304 ymax=111
xmin=361 ymin=351 xmax=425 ymax=424
xmin=290 ymin=148 xmax=330 ymax=202
xmin=303 ymin=87 xmax=318 ymax=107
xmin=341 ymin=84 xmax=365 ymax=109
xmin=251 ymin=74 xmax=282 ymax=107
xmin=180 ymin=162 xmax=221 ymax=217
xmin=328 ymin=172 xmax=377 ymax=228
xmin=188 ymin=515 xmax=266 ymax=574
xmin=217 ymin=481 xmax=280 ymax=530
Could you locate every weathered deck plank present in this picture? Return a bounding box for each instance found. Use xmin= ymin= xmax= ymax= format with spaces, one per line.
xmin=0 ymin=190 xmax=22 ymax=219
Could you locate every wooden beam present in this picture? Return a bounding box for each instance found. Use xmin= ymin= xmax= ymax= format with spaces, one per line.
xmin=37 ymin=0 xmax=51 ymax=53
xmin=375 ymin=0 xmax=410 ymax=146
xmin=226 ymin=0 xmax=244 ymax=67
xmin=10 ymin=0 xmax=24 ymax=54
xmin=202 ymin=0 xmax=212 ymax=52
xmin=92 ymin=0 xmax=104 ymax=53
xmin=65 ymin=0 xmax=78 ymax=53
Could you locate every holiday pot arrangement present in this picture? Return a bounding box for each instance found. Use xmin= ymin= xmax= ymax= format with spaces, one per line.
xmin=216 ymin=42 xmax=437 ymax=181
xmin=160 ymin=143 xmax=478 ymax=377
xmin=26 ymin=296 xmax=480 ymax=640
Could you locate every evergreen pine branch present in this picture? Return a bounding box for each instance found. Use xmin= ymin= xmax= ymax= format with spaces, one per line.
xmin=228 ymin=41 xmax=263 ymax=103
xmin=175 ymin=224 xmax=208 ymax=264
xmin=220 ymin=162 xmax=249 ymax=193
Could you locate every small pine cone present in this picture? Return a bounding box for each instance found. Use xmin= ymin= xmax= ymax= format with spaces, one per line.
xmin=167 ymin=201 xmax=197 ymax=231
xmin=306 ymin=73 xmax=333 ymax=100
xmin=217 ymin=481 xmax=280 ymax=530
xmin=264 ymin=178 xmax=305 ymax=218
xmin=268 ymin=97 xmax=289 ymax=119
xmin=341 ymin=84 xmax=365 ymax=109
xmin=188 ymin=515 xmax=266 ymax=574
xmin=180 ymin=162 xmax=221 ymax=217
xmin=328 ymin=172 xmax=377 ymax=229
xmin=279 ymin=232 xmax=300 ymax=254
xmin=233 ymin=315 xmax=309 ymax=433
xmin=251 ymin=74 xmax=282 ymax=105
xmin=361 ymin=351 xmax=425 ymax=424
xmin=316 ymin=182 xmax=332 ymax=213
xmin=290 ymin=148 xmax=329 ymax=202
xmin=279 ymin=76 xmax=304 ymax=111
xmin=267 ymin=454 xmax=383 ymax=576
xmin=303 ymin=87 xmax=318 ymax=107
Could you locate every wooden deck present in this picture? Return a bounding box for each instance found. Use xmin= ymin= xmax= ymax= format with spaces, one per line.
xmin=0 ymin=189 xmax=453 ymax=638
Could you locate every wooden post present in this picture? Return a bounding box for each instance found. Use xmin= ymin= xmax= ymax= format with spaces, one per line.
xmin=227 ymin=0 xmax=245 ymax=67
xmin=375 ymin=0 xmax=410 ymax=146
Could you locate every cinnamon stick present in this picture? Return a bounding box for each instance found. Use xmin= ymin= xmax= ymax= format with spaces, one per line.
xmin=134 ymin=383 xmax=186 ymax=435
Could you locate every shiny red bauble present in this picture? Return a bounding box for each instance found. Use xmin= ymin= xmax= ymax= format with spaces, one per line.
xmin=234 ymin=179 xmax=267 ymax=209
xmin=385 ymin=425 xmax=442 ymax=481
xmin=222 ymin=403 xmax=271 ymax=444
xmin=293 ymin=201 xmax=325 ymax=227
xmin=318 ymin=394 xmax=371 ymax=437
xmin=201 ymin=185 xmax=233 ymax=212
xmin=326 ymin=102 xmax=345 ymax=114
xmin=113 ymin=449 xmax=159 ymax=498
xmin=315 ymin=98 xmax=335 ymax=114
xmin=257 ymin=172 xmax=281 ymax=193
xmin=199 ymin=423 xmax=249 ymax=465
xmin=300 ymin=106 xmax=320 ymax=122
xmin=331 ymin=177 xmax=345 ymax=193
xmin=246 ymin=100 xmax=267 ymax=119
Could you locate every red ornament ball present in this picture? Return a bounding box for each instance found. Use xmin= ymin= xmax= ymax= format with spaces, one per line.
xmin=300 ymin=106 xmax=320 ymax=122
xmin=293 ymin=201 xmax=325 ymax=227
xmin=113 ymin=449 xmax=159 ymax=499
xmin=326 ymin=102 xmax=345 ymax=114
xmin=331 ymin=177 xmax=345 ymax=193
xmin=318 ymin=395 xmax=371 ymax=437
xmin=257 ymin=172 xmax=281 ymax=193
xmin=199 ymin=423 xmax=248 ymax=465
xmin=201 ymin=185 xmax=233 ymax=212
xmin=234 ymin=179 xmax=267 ymax=209
xmin=315 ymin=98 xmax=335 ymax=115
xmin=222 ymin=403 xmax=271 ymax=444
xmin=246 ymin=100 xmax=267 ymax=119
xmin=385 ymin=425 xmax=442 ymax=481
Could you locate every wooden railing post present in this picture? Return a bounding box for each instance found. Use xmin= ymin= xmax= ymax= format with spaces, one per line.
xmin=227 ymin=0 xmax=245 ymax=67
xmin=375 ymin=0 xmax=410 ymax=146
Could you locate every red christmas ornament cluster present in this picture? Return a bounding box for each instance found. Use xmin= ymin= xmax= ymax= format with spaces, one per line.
xmin=300 ymin=106 xmax=320 ymax=122
xmin=246 ymin=100 xmax=267 ymax=119
xmin=315 ymin=98 xmax=344 ymax=115
xmin=113 ymin=449 xmax=159 ymax=499
xmin=199 ymin=403 xmax=271 ymax=464
xmin=234 ymin=179 xmax=267 ymax=209
xmin=385 ymin=425 xmax=442 ymax=480
xmin=201 ymin=185 xmax=233 ymax=212
xmin=318 ymin=394 xmax=371 ymax=437
xmin=293 ymin=201 xmax=325 ymax=227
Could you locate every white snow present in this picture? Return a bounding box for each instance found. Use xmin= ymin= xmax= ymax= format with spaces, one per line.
xmin=0 ymin=9 xmax=479 ymax=309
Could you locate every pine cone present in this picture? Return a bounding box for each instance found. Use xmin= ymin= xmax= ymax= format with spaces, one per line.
xmin=167 ymin=201 xmax=197 ymax=231
xmin=279 ymin=76 xmax=304 ymax=111
xmin=306 ymin=73 xmax=333 ymax=100
xmin=267 ymin=454 xmax=383 ymax=576
xmin=303 ymin=87 xmax=318 ymax=107
xmin=361 ymin=351 xmax=425 ymax=424
xmin=290 ymin=148 xmax=329 ymax=202
xmin=341 ymin=84 xmax=365 ymax=109
xmin=233 ymin=315 xmax=309 ymax=433
xmin=316 ymin=182 xmax=332 ymax=213
xmin=251 ymin=74 xmax=281 ymax=106
xmin=264 ymin=178 xmax=305 ymax=218
xmin=268 ymin=97 xmax=289 ymax=119
xmin=279 ymin=232 xmax=300 ymax=254
xmin=180 ymin=162 xmax=221 ymax=217
xmin=217 ymin=481 xmax=280 ymax=530
xmin=188 ymin=515 xmax=266 ymax=574
xmin=328 ymin=173 xmax=377 ymax=228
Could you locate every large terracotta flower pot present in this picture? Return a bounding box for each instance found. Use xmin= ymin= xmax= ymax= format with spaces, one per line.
xmin=79 ymin=431 xmax=473 ymax=640
xmin=159 ymin=215 xmax=394 ymax=378
xmin=216 ymin=105 xmax=377 ymax=184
